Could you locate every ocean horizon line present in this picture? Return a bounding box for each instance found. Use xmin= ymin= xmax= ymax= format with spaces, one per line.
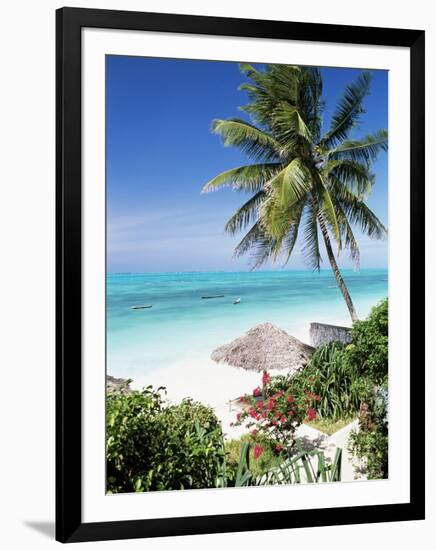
xmin=107 ymin=267 xmax=388 ymax=276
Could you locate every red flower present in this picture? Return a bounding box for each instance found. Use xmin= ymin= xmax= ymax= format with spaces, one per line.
xmin=257 ymin=400 xmax=264 ymax=409
xmin=253 ymin=444 xmax=264 ymax=459
xmin=262 ymin=371 xmax=270 ymax=386
xmin=267 ymin=398 xmax=276 ymax=410
xmin=280 ymin=416 xmax=287 ymax=423
xmin=306 ymin=391 xmax=317 ymax=400
xmin=251 ymin=429 xmax=258 ymax=436
xmin=273 ymin=391 xmax=284 ymax=398
xmin=253 ymin=387 xmax=261 ymax=397
xmin=307 ymin=408 xmax=317 ymax=421
xmin=236 ymin=412 xmax=242 ymax=422
xmin=315 ymin=395 xmax=321 ymax=402
xmin=287 ymin=395 xmax=295 ymax=404
xmin=261 ymin=411 xmax=267 ymax=419
xmin=275 ymin=444 xmax=284 ymax=453
xmin=248 ymin=407 xmax=258 ymax=419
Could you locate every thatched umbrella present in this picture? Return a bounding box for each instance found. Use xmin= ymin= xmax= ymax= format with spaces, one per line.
xmin=211 ymin=322 xmax=314 ymax=375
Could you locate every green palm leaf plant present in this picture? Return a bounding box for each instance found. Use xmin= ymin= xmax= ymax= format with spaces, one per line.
xmin=202 ymin=64 xmax=387 ymax=321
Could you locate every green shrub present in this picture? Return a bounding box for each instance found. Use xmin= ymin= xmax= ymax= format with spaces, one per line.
xmin=106 ymin=386 xmax=225 ymax=493
xmin=269 ymin=342 xmax=361 ymax=421
xmin=346 ymin=298 xmax=388 ymax=385
xmin=349 ymin=382 xmax=388 ymax=479
xmin=225 ymin=435 xmax=286 ymax=478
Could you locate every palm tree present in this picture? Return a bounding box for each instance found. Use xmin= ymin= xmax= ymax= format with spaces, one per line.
xmin=202 ymin=64 xmax=387 ymax=322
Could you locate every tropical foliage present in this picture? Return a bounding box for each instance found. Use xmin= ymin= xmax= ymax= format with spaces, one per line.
xmin=106 ymin=385 xmax=342 ymax=493
xmin=232 ymin=370 xmax=320 ymax=453
xmin=106 ymin=387 xmax=225 ymax=492
xmin=264 ymin=342 xmax=361 ymax=421
xmin=262 ymin=298 xmax=388 ymax=478
xmin=346 ymin=297 xmax=388 ymax=384
xmin=349 ymin=383 xmax=388 ymax=479
xmin=203 ymin=64 xmax=387 ymax=321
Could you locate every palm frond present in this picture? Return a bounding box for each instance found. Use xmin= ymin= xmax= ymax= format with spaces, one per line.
xmin=271 ymin=102 xmax=312 ymax=145
xmin=327 ymin=173 xmax=386 ymax=239
xmin=328 ymin=129 xmax=388 ymax=164
xmin=303 ymin=67 xmax=324 ymax=141
xmin=270 ymin=158 xmax=313 ymax=208
xmin=321 ymin=72 xmax=372 ymax=148
xmin=233 ymin=221 xmax=279 ymax=268
xmin=316 ymin=174 xmax=342 ymax=250
xmin=212 ymin=118 xmax=282 ymax=160
xmin=302 ymin=201 xmax=322 ymax=271
xmin=339 ymin=196 xmax=387 ymax=240
xmin=260 ymin=160 xmax=312 ymax=242
xmin=201 ymin=163 xmax=283 ymax=194
xmin=224 ymin=191 xmax=266 ymax=234
xmin=335 ymin=201 xmax=360 ymax=267
xmin=323 ymin=159 xmax=374 ymax=197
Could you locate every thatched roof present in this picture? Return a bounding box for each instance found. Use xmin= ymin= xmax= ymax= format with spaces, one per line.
xmin=211 ymin=322 xmax=314 ymax=373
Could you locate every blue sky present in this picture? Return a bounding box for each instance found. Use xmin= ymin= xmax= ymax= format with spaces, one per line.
xmin=106 ymin=56 xmax=388 ymax=273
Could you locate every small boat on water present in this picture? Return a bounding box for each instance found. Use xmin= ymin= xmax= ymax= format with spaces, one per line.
xmin=233 ymin=298 xmax=241 ymax=305
xmin=201 ymin=295 xmax=224 ymax=299
xmin=131 ymin=305 xmax=152 ymax=310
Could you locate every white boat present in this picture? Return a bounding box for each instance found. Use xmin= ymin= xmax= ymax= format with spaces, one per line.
xmin=233 ymin=298 xmax=241 ymax=304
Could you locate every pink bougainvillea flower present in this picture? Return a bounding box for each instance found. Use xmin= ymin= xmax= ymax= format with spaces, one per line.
xmin=287 ymin=395 xmax=295 ymax=404
xmin=315 ymin=395 xmax=321 ymax=402
xmin=251 ymin=429 xmax=258 ymax=436
xmin=236 ymin=412 xmax=242 ymax=422
xmin=267 ymin=398 xmax=275 ymax=410
xmin=262 ymin=371 xmax=270 ymax=386
xmin=307 ymin=408 xmax=317 ymax=421
xmin=253 ymin=444 xmax=264 ymax=459
xmin=280 ymin=415 xmax=287 ymax=423
xmin=248 ymin=407 xmax=258 ymax=419
xmin=253 ymin=387 xmax=261 ymax=397
xmin=257 ymin=400 xmax=264 ymax=409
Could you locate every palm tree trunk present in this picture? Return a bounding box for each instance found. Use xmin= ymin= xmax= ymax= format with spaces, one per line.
xmin=318 ymin=217 xmax=358 ymax=322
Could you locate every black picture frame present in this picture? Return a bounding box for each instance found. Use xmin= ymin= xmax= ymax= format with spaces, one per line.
xmin=56 ymin=6 xmax=425 ymax=543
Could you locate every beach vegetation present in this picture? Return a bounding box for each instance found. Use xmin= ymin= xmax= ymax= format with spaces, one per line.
xmin=260 ymin=298 xmax=388 ymax=478
xmin=106 ymin=385 xmax=342 ymax=492
xmin=106 ymin=386 xmax=225 ymax=493
xmin=225 ymin=435 xmax=286 ymax=478
xmin=232 ymin=375 xmax=321 ymax=452
xmin=349 ymin=382 xmax=388 ymax=479
xmin=203 ymin=64 xmax=387 ymax=321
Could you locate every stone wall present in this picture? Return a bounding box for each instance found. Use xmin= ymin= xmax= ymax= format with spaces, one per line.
xmin=309 ymin=322 xmax=352 ymax=348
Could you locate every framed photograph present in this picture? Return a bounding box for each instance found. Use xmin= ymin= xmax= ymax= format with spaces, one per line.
xmin=56 ymin=7 xmax=425 ymax=543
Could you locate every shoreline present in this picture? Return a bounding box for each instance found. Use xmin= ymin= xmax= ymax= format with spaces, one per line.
xmin=116 ymin=316 xmax=351 ymax=440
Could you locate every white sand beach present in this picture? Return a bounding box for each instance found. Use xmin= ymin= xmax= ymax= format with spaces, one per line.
xmin=127 ymin=318 xmax=350 ymax=439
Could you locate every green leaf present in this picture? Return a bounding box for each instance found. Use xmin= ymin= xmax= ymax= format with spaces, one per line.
xmin=322 ymin=72 xmax=372 ymax=147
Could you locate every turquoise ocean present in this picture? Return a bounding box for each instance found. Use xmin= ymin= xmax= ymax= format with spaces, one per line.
xmin=107 ymin=269 xmax=388 ymax=382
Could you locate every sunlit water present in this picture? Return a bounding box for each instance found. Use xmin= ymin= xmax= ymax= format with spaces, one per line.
xmin=107 ymin=269 xmax=388 ymax=381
